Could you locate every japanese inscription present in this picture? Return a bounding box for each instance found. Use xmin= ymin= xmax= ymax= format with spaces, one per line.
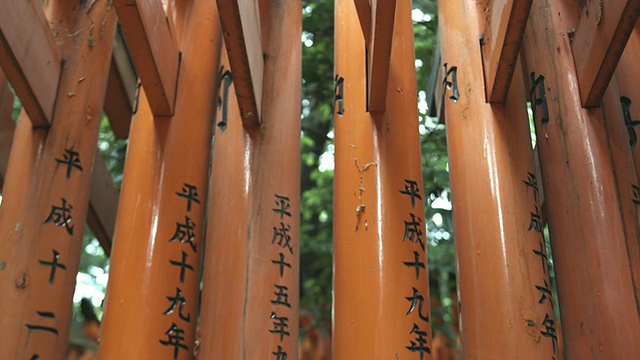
xmin=26 ymin=311 xmax=58 ymax=335
xmin=43 ymin=198 xmax=74 ymax=235
xmin=530 ymin=73 xmax=549 ymax=124
xmin=55 ymin=148 xmax=83 ymax=180
xmin=169 ymin=251 xmax=194 ymax=284
xmin=620 ymin=96 xmax=640 ymax=148
xmin=334 ymin=75 xmax=345 ymax=116
xmin=169 ymin=216 xmax=197 ymax=252
xmin=217 ymin=68 xmax=233 ymax=132
xmin=268 ymin=194 xmax=295 ymax=358
xmin=160 ymin=183 xmax=202 ymax=358
xmin=272 ymin=252 xmax=292 ymax=277
xmin=159 ymin=323 xmax=188 ymax=360
xmin=406 ymin=323 xmax=431 ymax=359
xmin=443 ymin=63 xmax=459 ymax=104
xmin=38 ymin=250 xmax=67 ymax=285
xmin=403 ymin=251 xmax=426 ymax=280
xmin=163 ymin=287 xmax=191 ymax=322
xmin=176 ymin=183 xmax=201 ymax=213
xmin=632 ymin=184 xmax=640 ymax=206
xmin=523 ymin=171 xmax=557 ymax=357
xmin=399 ymin=179 xmax=431 ymax=357
xmin=26 ymin=145 xmax=83 ymax=352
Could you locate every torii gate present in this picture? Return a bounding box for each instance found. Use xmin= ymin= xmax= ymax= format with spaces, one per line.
xmin=2 ymin=0 xmax=640 ymax=359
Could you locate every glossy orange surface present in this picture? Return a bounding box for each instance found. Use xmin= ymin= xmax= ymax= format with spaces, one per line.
xmin=615 ymin=22 xmax=640 ymax=183
xmin=98 ymin=2 xmax=222 ymax=359
xmin=198 ymin=1 xmax=302 ymax=358
xmin=333 ymin=0 xmax=433 ymax=358
xmin=439 ymin=1 xmax=560 ymax=358
xmin=0 ymin=1 xmax=116 ymax=358
xmin=522 ymin=1 xmax=640 ymax=358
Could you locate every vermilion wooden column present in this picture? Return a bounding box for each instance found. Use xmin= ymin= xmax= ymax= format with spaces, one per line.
xmin=615 ymin=22 xmax=640 ymax=182
xmin=439 ymin=1 xmax=559 ymax=358
xmin=333 ymin=0 xmax=433 ymax=358
xmin=198 ymin=48 xmax=251 ymax=359
xmin=613 ymin=23 xmax=640 ymax=314
xmin=198 ymin=1 xmax=302 ymax=358
xmin=98 ymin=2 xmax=222 ymax=359
xmin=0 ymin=1 xmax=116 ymax=358
xmin=522 ymin=1 xmax=640 ymax=358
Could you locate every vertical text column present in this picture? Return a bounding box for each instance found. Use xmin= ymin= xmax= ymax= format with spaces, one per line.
xmin=439 ymin=1 xmax=559 ymax=358
xmin=334 ymin=0 xmax=434 ymax=358
xmin=522 ymin=1 xmax=640 ymax=358
xmin=98 ymin=2 xmax=222 ymax=359
xmin=0 ymin=1 xmax=116 ymax=358
xmin=198 ymin=1 xmax=302 ymax=358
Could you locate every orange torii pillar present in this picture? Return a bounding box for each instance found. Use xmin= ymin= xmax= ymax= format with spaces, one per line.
xmin=333 ymin=0 xmax=433 ymax=358
xmin=0 ymin=1 xmax=116 ymax=358
xmin=198 ymin=1 xmax=302 ymax=358
xmin=616 ymin=21 xmax=640 ymax=185
xmin=98 ymin=2 xmax=221 ymax=359
xmin=522 ymin=1 xmax=640 ymax=358
xmin=438 ymin=1 xmax=559 ymax=358
xmin=614 ymin=21 xmax=640 ymax=305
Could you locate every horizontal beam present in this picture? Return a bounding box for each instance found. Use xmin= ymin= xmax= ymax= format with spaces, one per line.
xmin=218 ymin=0 xmax=263 ymax=127
xmin=367 ymin=0 xmax=397 ymax=113
xmin=114 ymin=0 xmax=179 ymax=117
xmin=0 ymin=0 xmax=61 ymax=127
xmin=104 ymin=25 xmax=137 ymax=139
xmin=572 ymin=0 xmax=640 ymax=107
xmin=480 ymin=0 xmax=533 ymax=103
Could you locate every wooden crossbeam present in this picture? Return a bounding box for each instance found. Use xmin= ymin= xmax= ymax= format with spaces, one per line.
xmin=104 ymin=25 xmax=138 ymax=139
xmin=366 ymin=0 xmax=397 ymax=113
xmin=572 ymin=0 xmax=640 ymax=107
xmin=479 ymin=0 xmax=533 ymax=103
xmin=217 ymin=0 xmax=263 ymax=128
xmin=0 ymin=71 xmax=14 ymax=188
xmin=0 ymin=0 xmax=61 ymax=127
xmin=1 ymin=68 xmax=118 ymax=253
xmin=425 ymin=40 xmax=445 ymax=122
xmin=114 ymin=0 xmax=179 ymax=116
xmin=354 ymin=0 xmax=372 ymax=44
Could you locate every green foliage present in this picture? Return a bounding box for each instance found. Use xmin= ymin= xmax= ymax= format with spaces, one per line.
xmin=96 ymin=115 xmax=128 ymax=189
xmin=299 ymin=0 xmax=336 ymax=325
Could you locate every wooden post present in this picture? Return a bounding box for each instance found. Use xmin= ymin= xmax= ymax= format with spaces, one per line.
xmin=0 ymin=0 xmax=117 ymax=358
xmin=522 ymin=1 xmax=640 ymax=358
xmin=97 ymin=2 xmax=222 ymax=359
xmin=198 ymin=1 xmax=302 ymax=358
xmin=333 ymin=0 xmax=433 ymax=358
xmin=615 ymin=22 xmax=640 ymax=183
xmin=198 ymin=48 xmax=251 ymax=359
xmin=439 ymin=1 xmax=559 ymax=358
